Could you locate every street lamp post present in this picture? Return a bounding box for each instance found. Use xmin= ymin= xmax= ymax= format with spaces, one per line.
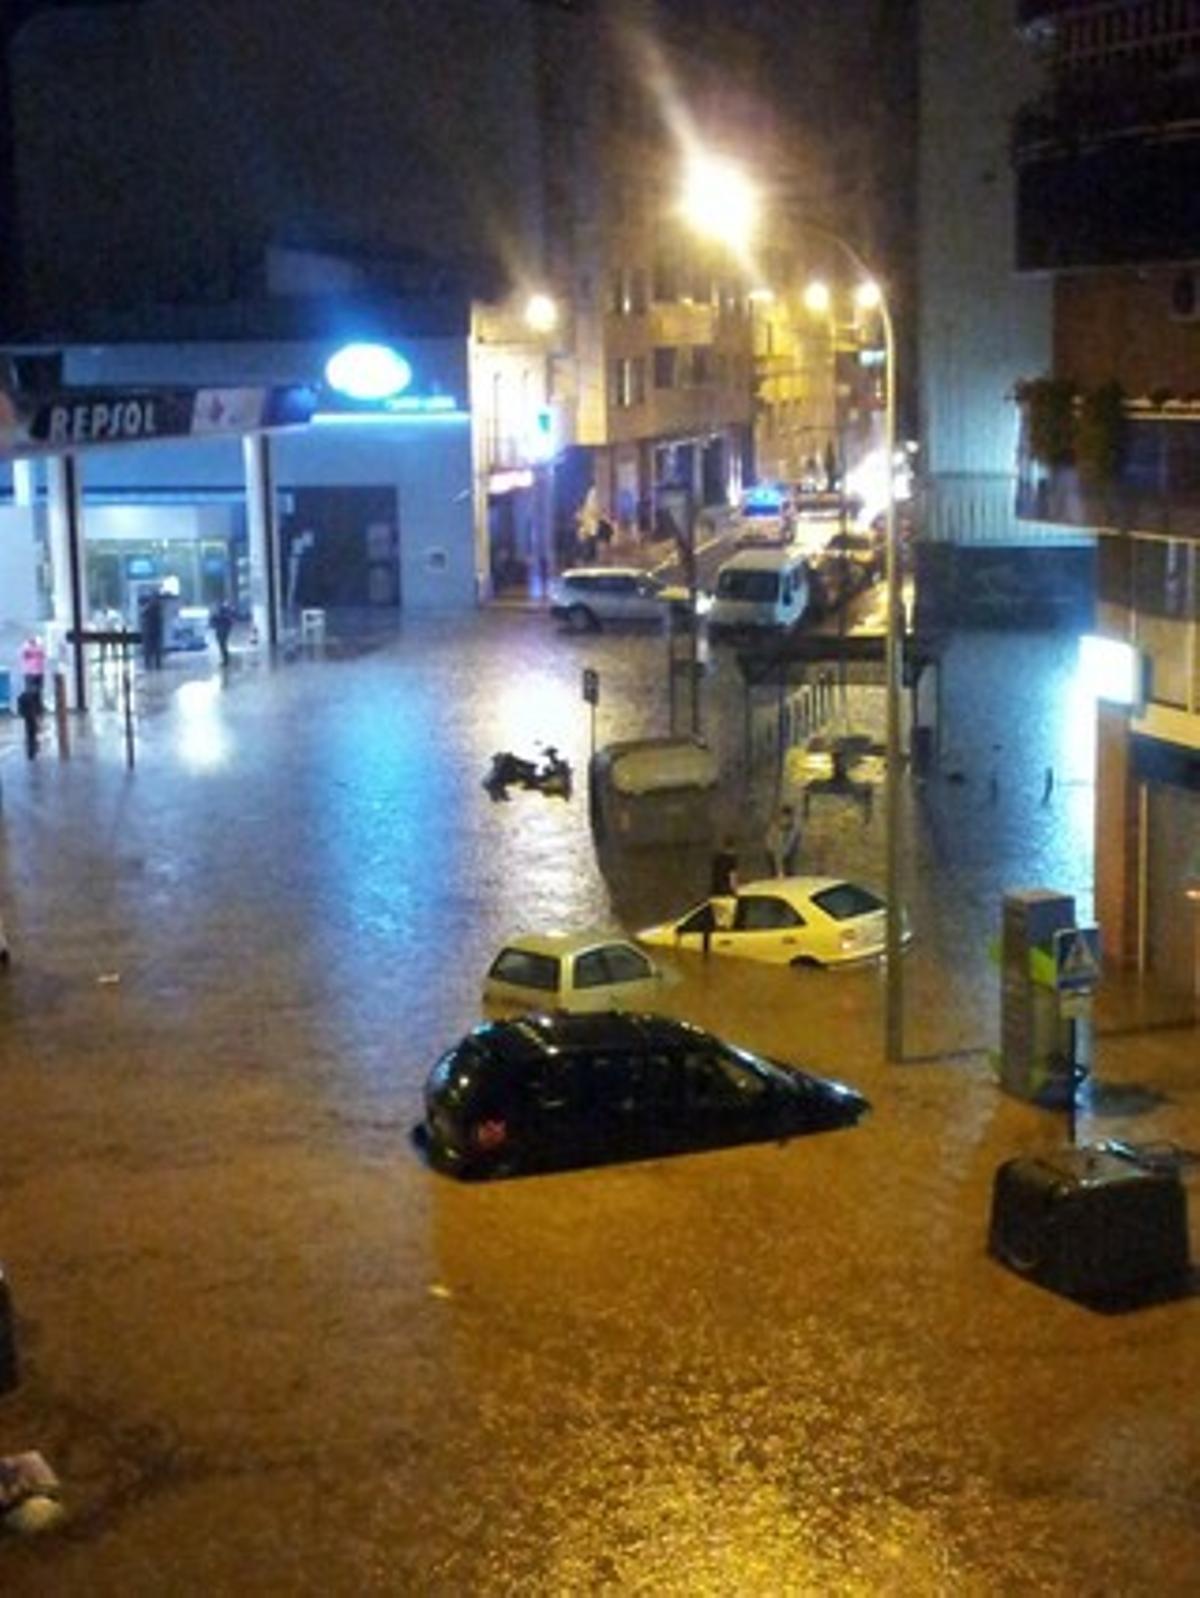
xmin=679 ymin=153 xmax=905 ymax=1059
xmin=810 ymin=236 xmax=904 ymax=1063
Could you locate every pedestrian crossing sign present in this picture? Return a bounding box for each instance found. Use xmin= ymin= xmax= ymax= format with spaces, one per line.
xmin=1054 ymin=926 xmax=1101 ymax=992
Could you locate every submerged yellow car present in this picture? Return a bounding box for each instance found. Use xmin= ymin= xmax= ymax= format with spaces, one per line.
xmin=637 ymin=877 xmax=909 ymax=968
xmin=483 ymin=931 xmax=669 ymax=1017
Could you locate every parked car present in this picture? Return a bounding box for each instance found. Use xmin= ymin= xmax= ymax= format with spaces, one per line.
xmin=548 ymin=567 xmax=697 ymax=631
xmin=707 ymin=548 xmax=810 ymax=638
xmin=637 ymin=876 xmax=908 ymax=967
xmin=416 ymin=1012 xmax=869 ymax=1178
xmin=731 ymin=484 xmax=794 ymax=548
xmin=483 ymin=931 xmax=668 ymax=1018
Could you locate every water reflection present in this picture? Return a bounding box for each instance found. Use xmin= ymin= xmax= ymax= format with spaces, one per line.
xmin=171 ymin=677 xmax=232 ymax=771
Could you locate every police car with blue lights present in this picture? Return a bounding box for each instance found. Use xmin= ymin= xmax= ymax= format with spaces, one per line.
xmin=731 ymin=484 xmax=794 ymax=548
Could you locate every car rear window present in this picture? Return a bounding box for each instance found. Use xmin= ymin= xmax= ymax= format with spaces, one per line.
xmin=812 ymin=883 xmax=884 ymax=921
xmin=716 ymin=569 xmax=780 ymax=602
xmin=489 ymin=948 xmax=561 ymax=992
xmin=575 ymin=944 xmax=655 ymax=988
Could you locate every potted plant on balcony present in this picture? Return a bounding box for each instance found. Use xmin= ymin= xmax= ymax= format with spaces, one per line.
xmin=1015 ymin=376 xmax=1077 ymax=519
xmin=1076 ymin=381 xmax=1125 ymax=487
xmin=1016 ymin=376 xmax=1077 ymax=467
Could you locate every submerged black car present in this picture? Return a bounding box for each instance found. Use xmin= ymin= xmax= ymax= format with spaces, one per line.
xmin=417 ymin=1013 xmax=869 ymax=1179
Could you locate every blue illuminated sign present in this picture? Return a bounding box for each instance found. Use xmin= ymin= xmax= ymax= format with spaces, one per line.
xmin=324 ymin=343 xmax=413 ymax=402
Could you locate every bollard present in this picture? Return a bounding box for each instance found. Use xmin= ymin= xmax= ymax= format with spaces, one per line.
xmin=53 ymin=672 xmax=69 ymax=760
xmin=0 ymin=1265 xmax=18 ymax=1394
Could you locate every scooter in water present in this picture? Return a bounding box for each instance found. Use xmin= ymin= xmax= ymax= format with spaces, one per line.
xmin=483 ymin=745 xmax=573 ymax=802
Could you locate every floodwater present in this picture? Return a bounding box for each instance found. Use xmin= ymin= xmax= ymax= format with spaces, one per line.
xmin=0 ymin=612 xmax=1194 ymax=1595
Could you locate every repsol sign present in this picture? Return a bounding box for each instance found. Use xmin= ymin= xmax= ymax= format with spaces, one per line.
xmin=22 ymin=385 xmax=315 ymax=453
xmin=29 ymin=390 xmax=195 ymax=448
xmin=42 ymin=397 xmax=162 ymax=445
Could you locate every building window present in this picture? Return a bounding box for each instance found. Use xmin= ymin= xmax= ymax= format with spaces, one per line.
xmin=654 ymin=347 xmax=677 ymax=390
xmin=611 ymin=357 xmax=646 ymax=409
xmin=630 ymin=267 xmax=648 ymax=314
xmin=692 ymin=345 xmax=714 ymax=385
xmin=653 ymin=253 xmax=680 ymax=303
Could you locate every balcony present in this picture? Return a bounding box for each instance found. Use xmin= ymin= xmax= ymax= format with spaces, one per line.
xmin=1015 ymin=403 xmax=1200 ymax=536
xmin=1013 ymin=48 xmax=1200 ymax=268
xmin=1016 ymin=0 xmax=1109 ymax=22
xmin=1016 ymin=135 xmax=1200 ymax=269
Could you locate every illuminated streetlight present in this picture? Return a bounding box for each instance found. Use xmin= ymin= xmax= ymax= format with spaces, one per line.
xmin=679 ymin=152 xmax=760 ymax=248
xmin=524 ymin=293 xmax=559 ymax=335
xmin=803 ymin=280 xmax=832 ymax=317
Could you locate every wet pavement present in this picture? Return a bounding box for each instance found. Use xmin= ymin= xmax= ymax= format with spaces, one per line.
xmin=0 ymin=613 xmax=1195 ymax=1595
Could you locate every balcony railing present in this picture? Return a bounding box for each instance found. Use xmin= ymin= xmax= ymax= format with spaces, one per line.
xmin=1015 ymin=406 xmax=1200 ymax=536
xmin=1014 ymin=74 xmax=1200 ymax=159
xmin=1017 ymin=0 xmax=1109 ymax=22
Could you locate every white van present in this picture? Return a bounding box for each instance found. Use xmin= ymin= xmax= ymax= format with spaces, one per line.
xmin=708 ymin=548 xmax=810 ymax=637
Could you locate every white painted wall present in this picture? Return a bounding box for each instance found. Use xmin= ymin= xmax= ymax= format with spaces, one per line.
xmin=0 ymin=506 xmax=42 ymax=693
xmin=918 ymin=0 xmax=1066 ymax=546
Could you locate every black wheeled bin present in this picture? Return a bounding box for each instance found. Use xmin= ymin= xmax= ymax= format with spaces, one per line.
xmin=989 ymin=1147 xmax=1190 ymax=1301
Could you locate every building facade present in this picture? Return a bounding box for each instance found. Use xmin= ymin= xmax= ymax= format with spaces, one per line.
xmin=0 ymin=0 xmax=914 ymax=634
xmin=1011 ymin=0 xmax=1200 ymax=994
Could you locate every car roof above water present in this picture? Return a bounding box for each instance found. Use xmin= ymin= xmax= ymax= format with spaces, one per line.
xmin=467 ymin=1012 xmax=704 ymax=1065
xmin=493 ymin=929 xmax=637 ymax=960
xmin=558 ymin=566 xmax=648 ymax=583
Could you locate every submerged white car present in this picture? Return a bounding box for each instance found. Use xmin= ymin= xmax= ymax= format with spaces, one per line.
xmin=483 ymin=931 xmax=668 ymax=1017
xmin=637 ymin=877 xmax=908 ymax=968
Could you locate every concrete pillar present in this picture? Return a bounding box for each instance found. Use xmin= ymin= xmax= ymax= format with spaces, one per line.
xmin=242 ymin=432 xmax=278 ymax=649
xmin=11 ymin=459 xmax=36 ymax=507
xmin=1095 ymin=703 xmax=1139 ymax=967
xmin=45 ymin=453 xmax=87 ymax=710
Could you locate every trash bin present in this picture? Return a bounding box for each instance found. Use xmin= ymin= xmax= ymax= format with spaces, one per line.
xmin=989 ymin=1147 xmax=1190 ymax=1301
xmin=0 ymin=1265 xmax=18 ymax=1394
xmin=589 ymin=737 xmax=718 ymax=846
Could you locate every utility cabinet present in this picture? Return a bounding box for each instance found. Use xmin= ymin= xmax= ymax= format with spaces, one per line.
xmin=999 ymin=888 xmax=1076 ymax=1103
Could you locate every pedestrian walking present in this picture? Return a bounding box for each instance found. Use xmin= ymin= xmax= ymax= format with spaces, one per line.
xmin=209 ymin=600 xmax=234 ymax=666
xmin=16 ymin=685 xmax=41 ymax=760
xmin=139 ymin=591 xmax=165 ymax=670
xmin=19 ymin=635 xmax=46 ymax=711
xmin=765 ymin=803 xmax=801 ymax=877
xmin=710 ymin=835 xmax=739 ymax=897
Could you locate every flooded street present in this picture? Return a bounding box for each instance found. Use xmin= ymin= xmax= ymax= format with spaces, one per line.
xmin=0 ymin=612 xmax=1195 ymax=1594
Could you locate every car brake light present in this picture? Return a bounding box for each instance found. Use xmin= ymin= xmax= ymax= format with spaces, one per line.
xmin=472 ymin=1119 xmax=508 ymax=1150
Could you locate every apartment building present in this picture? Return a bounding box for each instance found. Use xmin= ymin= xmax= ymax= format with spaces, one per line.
xmin=1012 ymin=0 xmax=1200 ymax=992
